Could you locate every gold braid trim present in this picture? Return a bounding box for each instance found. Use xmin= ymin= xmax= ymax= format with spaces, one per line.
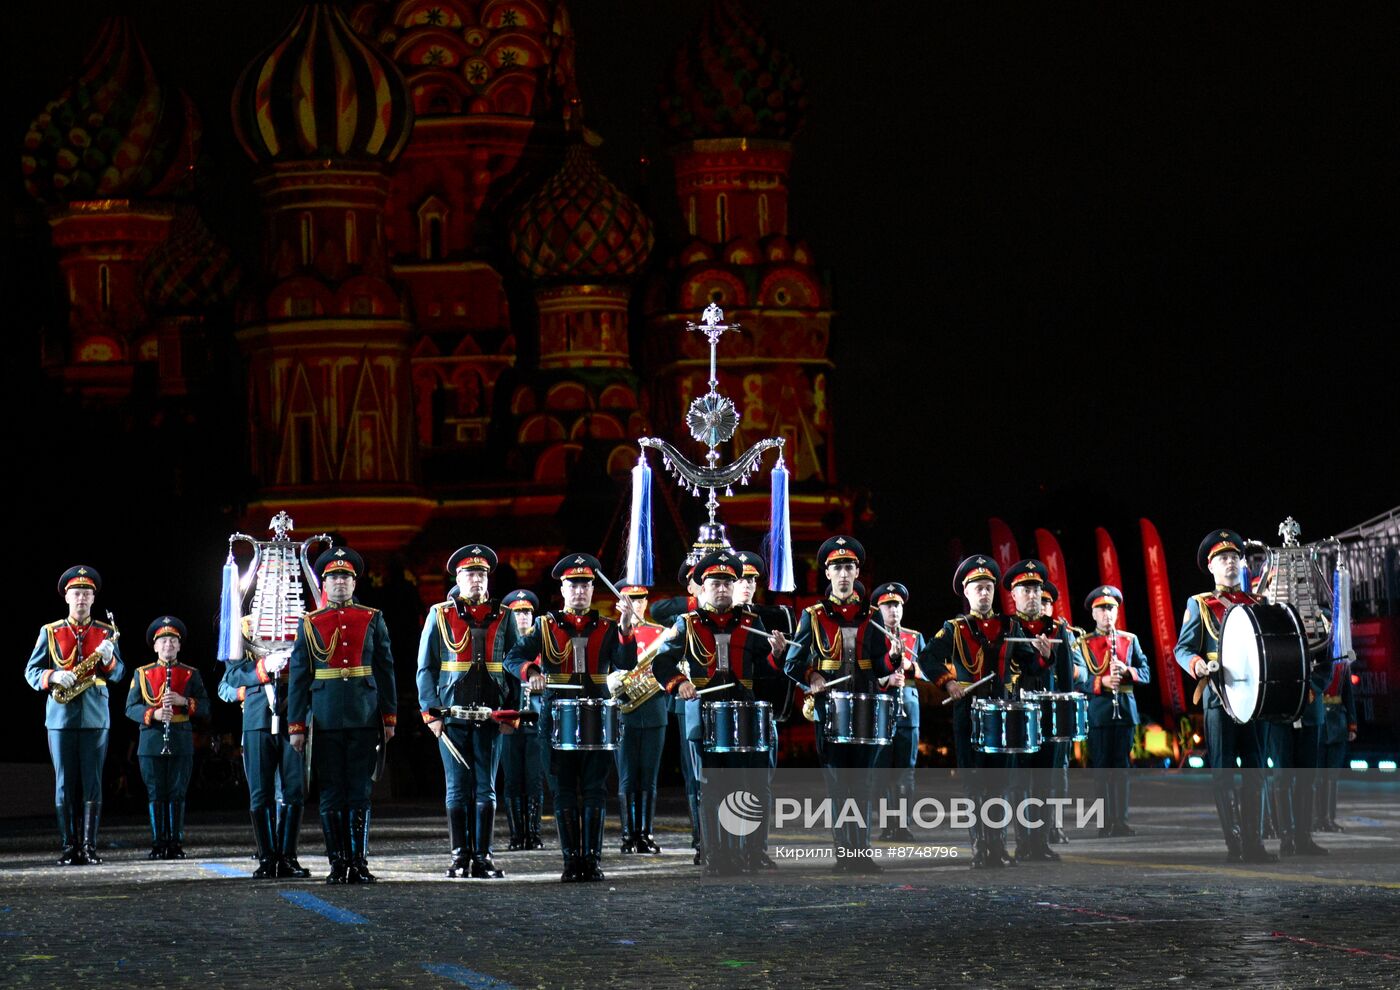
xmin=539 ymin=616 xmax=572 ymax=669
xmin=302 ymin=615 xmax=339 ymax=665
xmin=435 ymin=603 xmax=473 ymax=655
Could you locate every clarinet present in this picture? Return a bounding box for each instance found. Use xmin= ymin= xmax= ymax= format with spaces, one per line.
xmin=1107 ymin=623 xmax=1122 ymax=721
xmin=160 ymin=657 xmax=175 ymax=755
xmin=890 ymin=622 xmax=907 ymax=721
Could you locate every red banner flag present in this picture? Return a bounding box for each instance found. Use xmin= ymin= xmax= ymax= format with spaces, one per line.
xmin=1094 ymin=527 xmax=1128 ymax=632
xmin=1141 ymin=518 xmax=1187 ymax=717
xmin=988 ymin=517 xmax=1020 ymax=615
xmin=1034 ymin=528 xmax=1073 ymax=628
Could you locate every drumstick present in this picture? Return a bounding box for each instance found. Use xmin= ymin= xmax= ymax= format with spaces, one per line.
xmin=807 ymin=674 xmax=852 ymax=692
xmin=942 ymin=672 xmax=995 ymax=705
xmin=545 ymin=683 xmax=584 ymax=690
xmin=695 ymin=682 xmax=734 ymax=696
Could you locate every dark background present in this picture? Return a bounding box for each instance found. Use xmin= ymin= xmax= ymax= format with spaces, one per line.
xmin=5 ymin=2 xmax=1397 ymax=768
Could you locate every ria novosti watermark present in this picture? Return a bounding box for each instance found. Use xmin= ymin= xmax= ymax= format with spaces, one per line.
xmin=718 ymin=790 xmax=1105 ymax=836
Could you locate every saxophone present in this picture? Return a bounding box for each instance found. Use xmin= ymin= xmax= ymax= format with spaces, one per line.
xmin=53 ymin=612 xmax=119 ymax=705
xmin=611 ymin=627 xmax=680 ymax=713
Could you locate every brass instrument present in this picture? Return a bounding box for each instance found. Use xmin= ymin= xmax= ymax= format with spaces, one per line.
xmin=800 ymin=674 xmax=853 ymax=721
xmin=53 ymin=611 xmax=119 ymax=705
xmin=611 ymin=627 xmax=680 ymax=713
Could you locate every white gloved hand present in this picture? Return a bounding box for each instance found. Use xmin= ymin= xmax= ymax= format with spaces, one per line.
xmin=264 ymin=651 xmax=290 ymax=675
xmin=606 ymin=669 xmax=625 ymax=694
xmin=50 ymin=669 xmax=77 ymax=689
xmin=95 ymin=640 xmax=116 ymax=661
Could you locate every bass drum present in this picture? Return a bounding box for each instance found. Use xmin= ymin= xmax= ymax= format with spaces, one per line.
xmin=1218 ymin=601 xmax=1309 ymax=724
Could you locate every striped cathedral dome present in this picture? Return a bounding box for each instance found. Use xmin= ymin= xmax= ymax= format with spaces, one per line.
xmin=508 ymin=143 xmax=653 ymax=280
xmin=659 ymin=0 xmax=807 ymax=143
xmin=232 ymin=3 xmax=414 ymax=165
xmin=20 ymin=17 xmax=200 ymax=204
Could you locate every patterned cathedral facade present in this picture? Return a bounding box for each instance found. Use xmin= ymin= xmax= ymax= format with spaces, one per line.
xmin=19 ymin=0 xmax=848 ymax=602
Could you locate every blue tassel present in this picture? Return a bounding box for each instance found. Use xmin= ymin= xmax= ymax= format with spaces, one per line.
xmin=624 ymin=453 xmax=654 ymax=587
xmin=1240 ymin=562 xmax=1253 ymax=595
xmin=1331 ymin=563 xmax=1353 ymax=660
xmin=768 ymin=455 xmax=795 ymax=592
xmin=217 ymin=553 xmax=245 ymax=662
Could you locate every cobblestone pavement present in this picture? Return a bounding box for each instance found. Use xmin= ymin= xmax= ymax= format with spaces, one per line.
xmin=2 ymin=782 xmax=1397 ymax=989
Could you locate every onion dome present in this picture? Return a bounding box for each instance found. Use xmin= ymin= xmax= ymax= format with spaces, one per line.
xmin=349 ymin=0 xmax=579 ymax=119
xmin=20 ymin=17 xmax=200 ymax=205
xmin=139 ymin=207 xmax=242 ymax=313
xmin=659 ymin=0 xmax=807 ymax=142
xmin=508 ymin=144 xmax=653 ymax=280
xmin=232 ymin=3 xmax=414 ymax=165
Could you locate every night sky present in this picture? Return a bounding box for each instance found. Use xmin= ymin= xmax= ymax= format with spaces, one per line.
xmin=6 ymin=3 xmax=1398 ymax=756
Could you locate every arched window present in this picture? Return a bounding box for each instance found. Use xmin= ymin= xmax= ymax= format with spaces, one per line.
xmin=345 ymin=211 xmax=358 ymax=264
xmin=98 ymin=265 xmax=111 ymax=311
xmin=758 ymin=194 xmax=769 ymax=237
xmin=299 ymin=213 xmax=314 ymax=266
xmin=715 ymin=193 xmax=728 ymax=243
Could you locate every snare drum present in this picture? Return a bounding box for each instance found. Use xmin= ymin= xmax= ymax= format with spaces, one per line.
xmin=971 ymin=698 xmax=1042 ymax=754
xmin=822 ymin=691 xmax=894 ymax=746
xmin=550 ymin=698 xmax=621 ymax=751
xmin=702 ymin=700 xmax=773 ymax=753
xmin=1021 ymin=690 xmax=1089 ymax=742
xmin=1218 ymin=601 xmax=1309 ymax=724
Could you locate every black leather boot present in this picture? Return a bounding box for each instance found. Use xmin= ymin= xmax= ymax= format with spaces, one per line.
xmin=970 ymin=826 xmax=990 ymax=869
xmin=147 ymin=803 xmax=166 ymax=860
xmin=618 ymin=793 xmax=637 ymax=854
xmin=581 ymin=806 xmax=606 ymax=881
xmin=1214 ymin=788 xmax=1244 ymax=862
xmin=557 ymin=809 xmax=582 ymax=882
xmin=1239 ymin=781 xmax=1278 ymax=863
xmin=526 ymin=797 xmax=545 ymax=849
xmin=251 ymin=807 xmax=278 ymax=878
xmin=471 ymin=801 xmax=505 ymax=878
xmin=56 ymin=803 xmax=82 ymax=866
xmin=848 ymin=824 xmax=883 ymax=874
xmin=346 ymin=808 xmax=375 ymax=883
xmin=1292 ymin=775 xmax=1328 ymax=856
xmin=276 ymin=803 xmax=311 ymax=877
xmin=506 ymin=797 xmax=525 ymax=851
xmin=81 ymin=802 xmax=103 ymax=865
xmin=320 ymin=810 xmax=348 ymax=884
xmin=635 ymin=790 xmax=661 ymax=854
xmin=1325 ymin=776 xmax=1343 ymax=831
xmin=166 ymin=802 xmax=186 ymax=859
xmin=445 ymin=806 xmax=471 ymax=878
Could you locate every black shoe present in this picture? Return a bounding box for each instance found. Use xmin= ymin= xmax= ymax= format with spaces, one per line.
xmin=1279 ymin=836 xmax=1296 ymax=857
xmin=693 ymin=849 xmax=704 ymax=866
xmin=877 ymin=827 xmax=896 ymax=842
xmin=747 ymin=850 xmax=778 ymax=872
xmin=893 ymin=827 xmax=915 ymax=842
xmin=55 ymin=803 xmax=83 ymax=866
xmin=1049 ymin=827 xmax=1070 ymax=844
xmin=1098 ymin=826 xmax=1114 ymax=838
xmin=619 ymin=794 xmax=637 ymax=854
xmin=471 ymin=801 xmax=505 ymax=878
xmin=1110 ymin=822 xmax=1136 ymax=838
xmin=1241 ymin=843 xmax=1278 ymax=864
xmin=1294 ymin=837 xmax=1329 ymax=856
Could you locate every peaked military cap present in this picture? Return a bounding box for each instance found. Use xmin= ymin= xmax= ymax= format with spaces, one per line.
xmin=1002 ymin=559 xmax=1049 ymax=591
xmin=1085 ymin=585 xmax=1123 ymax=611
xmin=448 ymin=544 xmax=498 ymax=573
xmin=953 ymin=555 xmax=1000 ymax=595
xmin=147 ymin=615 xmax=187 ymax=644
xmin=552 ymin=553 xmax=601 ymax=581
xmin=315 ymin=546 xmax=364 ymax=579
xmin=58 ymin=565 xmax=101 ymax=594
xmin=1198 ymin=529 xmax=1245 ymax=573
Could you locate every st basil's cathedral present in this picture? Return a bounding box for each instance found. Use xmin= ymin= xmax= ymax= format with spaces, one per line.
xmin=17 ymin=0 xmax=848 ymax=603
